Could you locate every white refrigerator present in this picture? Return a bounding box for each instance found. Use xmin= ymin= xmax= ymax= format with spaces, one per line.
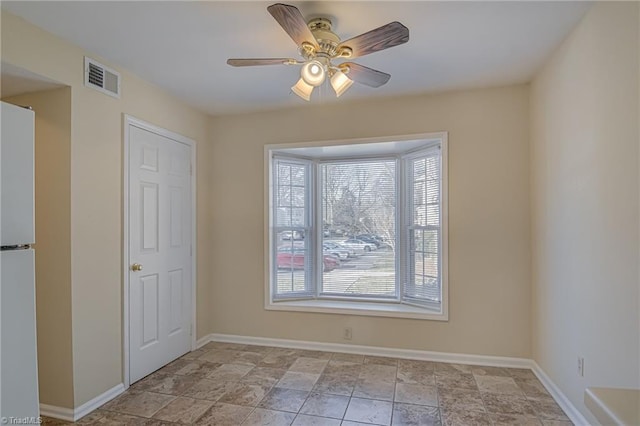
xmin=0 ymin=101 xmax=39 ymax=420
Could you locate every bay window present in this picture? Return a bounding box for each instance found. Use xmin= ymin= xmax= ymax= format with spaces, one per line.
xmin=266 ymin=133 xmax=448 ymax=320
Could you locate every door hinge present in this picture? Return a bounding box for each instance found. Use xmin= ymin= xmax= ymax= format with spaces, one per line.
xmin=190 ymin=163 xmax=193 ymax=176
xmin=190 ymin=324 xmax=193 ymax=336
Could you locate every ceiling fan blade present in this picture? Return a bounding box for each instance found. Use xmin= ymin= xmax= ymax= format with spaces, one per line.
xmin=341 ymin=62 xmax=391 ymax=88
xmin=267 ymin=3 xmax=318 ymax=49
xmin=227 ymin=58 xmax=296 ymax=67
xmin=337 ymin=22 xmax=409 ymax=59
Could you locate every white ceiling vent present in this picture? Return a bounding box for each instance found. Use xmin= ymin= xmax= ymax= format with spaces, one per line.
xmin=84 ymin=57 xmax=120 ymax=98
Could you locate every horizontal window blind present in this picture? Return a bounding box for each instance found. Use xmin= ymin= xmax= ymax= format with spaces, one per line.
xmin=405 ymin=150 xmax=442 ymax=304
xmin=272 ymin=159 xmax=313 ymax=299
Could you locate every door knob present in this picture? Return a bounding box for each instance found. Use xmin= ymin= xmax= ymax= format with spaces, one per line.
xmin=131 ymin=263 xmax=143 ymax=271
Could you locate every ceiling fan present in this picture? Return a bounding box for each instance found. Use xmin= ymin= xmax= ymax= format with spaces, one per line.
xmin=227 ymin=3 xmax=409 ymax=101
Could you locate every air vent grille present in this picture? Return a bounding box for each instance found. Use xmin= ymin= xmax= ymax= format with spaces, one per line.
xmin=88 ymin=62 xmax=104 ymax=87
xmin=84 ymin=57 xmax=120 ymax=98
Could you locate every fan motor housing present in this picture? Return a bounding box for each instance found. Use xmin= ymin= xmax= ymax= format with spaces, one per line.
xmin=308 ymin=17 xmax=340 ymax=56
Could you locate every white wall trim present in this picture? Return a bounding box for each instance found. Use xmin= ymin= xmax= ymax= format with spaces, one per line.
xmin=122 ymin=114 xmax=197 ymax=389
xmin=531 ymin=362 xmax=590 ymax=426
xmin=199 ymin=333 xmax=531 ymax=368
xmin=40 ymin=383 xmax=124 ymax=422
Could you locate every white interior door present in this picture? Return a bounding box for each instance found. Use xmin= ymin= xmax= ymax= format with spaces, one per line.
xmin=128 ymin=123 xmax=193 ymax=383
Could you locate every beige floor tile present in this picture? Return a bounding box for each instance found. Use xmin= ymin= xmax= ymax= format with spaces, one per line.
xmin=398 ymin=359 xmax=436 ymax=371
xmin=206 ymin=363 xmax=254 ymax=381
xmin=289 ymin=357 xmax=330 ymax=374
xmin=180 ymin=348 xmax=208 ymax=360
xmin=75 ymin=410 xmax=107 ymax=424
xmin=393 ymin=403 xmax=442 ymax=426
xmin=242 ymin=408 xmax=296 ymax=426
xmin=434 ymin=363 xmax=473 ymax=376
xmin=506 ymin=368 xmax=538 ymax=380
xmin=435 ymin=373 xmax=478 ymax=391
xmin=344 ymin=397 xmax=393 ymax=425
xmin=359 ymin=364 xmax=397 ymax=382
xmin=324 ymin=361 xmax=362 ymax=379
xmin=260 ymin=354 xmax=300 ymax=369
xmin=331 ymin=353 xmax=365 ymax=363
xmin=481 ymin=393 xmax=537 ymax=417
xmin=471 ymin=366 xmax=511 ymax=377
xmin=75 ymin=349 xmax=574 ymax=426
xmin=195 ymin=402 xmax=253 ymax=426
xmin=526 ymin=396 xmax=571 ymax=421
xmin=296 ymin=350 xmax=333 ymax=360
xmin=86 ymin=411 xmax=151 ymax=425
xmin=490 ymin=413 xmax=542 ymax=425
xmin=299 ymin=392 xmax=350 ymax=419
xmin=352 ymin=378 xmax=395 ymax=401
xmin=277 ymin=371 xmax=321 ymax=391
xmin=217 ymin=383 xmax=272 ymax=407
xmin=173 ymin=360 xmax=221 ymax=378
xmin=515 ymin=378 xmax=552 ymax=398
xmin=40 ymin=417 xmax=72 ymax=425
xmin=258 ymin=387 xmax=310 ymax=412
xmin=202 ymin=342 xmax=246 ymax=351
xmin=181 ymin=378 xmax=239 ymax=401
xmin=144 ymin=374 xmax=199 ymax=396
xmin=437 ymin=388 xmax=485 ymax=413
xmin=474 ymin=375 xmax=522 ymax=395
xmin=292 ymin=414 xmax=342 ymax=425
xmin=199 ymin=349 xmax=243 ymax=364
xmin=313 ymin=374 xmax=357 ymax=396
xmin=241 ymin=367 xmax=288 ymax=387
xmin=232 ymin=351 xmax=267 ymax=366
xmin=396 ymin=369 xmax=436 ymax=386
xmin=394 ymin=383 xmax=438 ymax=406
xmin=151 ymin=396 xmax=213 ymax=424
xmin=101 ymin=391 xmax=175 ymax=418
xmin=364 ymin=356 xmax=398 ymax=366
xmin=440 ymin=407 xmax=489 ymax=426
xmin=243 ymin=344 xmax=276 ymax=354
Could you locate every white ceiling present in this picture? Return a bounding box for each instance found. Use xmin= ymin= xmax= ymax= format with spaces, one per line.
xmin=2 ymin=1 xmax=590 ymax=116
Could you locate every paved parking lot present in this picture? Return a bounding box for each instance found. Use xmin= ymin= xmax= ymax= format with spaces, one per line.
xmin=276 ymin=248 xmax=395 ymax=296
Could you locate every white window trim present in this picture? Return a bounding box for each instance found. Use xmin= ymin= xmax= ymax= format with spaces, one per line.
xmin=264 ymin=132 xmax=449 ymax=321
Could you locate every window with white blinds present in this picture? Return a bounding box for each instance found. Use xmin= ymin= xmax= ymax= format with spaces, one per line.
xmin=272 ymin=158 xmax=313 ymax=299
xmin=405 ymin=149 xmax=442 ymax=305
xmin=268 ymin=135 xmax=447 ymax=317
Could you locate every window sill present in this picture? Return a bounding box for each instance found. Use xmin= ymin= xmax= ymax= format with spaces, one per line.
xmin=265 ymin=299 xmax=448 ymax=321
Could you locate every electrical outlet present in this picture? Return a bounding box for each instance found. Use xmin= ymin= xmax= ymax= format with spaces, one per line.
xmin=343 ymin=327 xmax=352 ymax=340
xmin=577 ymin=357 xmax=585 ymax=377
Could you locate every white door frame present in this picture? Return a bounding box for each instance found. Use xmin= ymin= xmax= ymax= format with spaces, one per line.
xmin=122 ymin=114 xmax=197 ymax=388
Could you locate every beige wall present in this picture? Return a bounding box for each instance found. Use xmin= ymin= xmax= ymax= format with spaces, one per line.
xmin=3 ymin=88 xmax=74 ymax=408
xmin=209 ymin=85 xmax=532 ymax=358
xmin=1 ymin=11 xmax=213 ymax=407
xmin=530 ymin=2 xmax=640 ymax=422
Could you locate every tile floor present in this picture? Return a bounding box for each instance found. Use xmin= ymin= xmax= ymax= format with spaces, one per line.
xmin=42 ymin=342 xmax=573 ymax=425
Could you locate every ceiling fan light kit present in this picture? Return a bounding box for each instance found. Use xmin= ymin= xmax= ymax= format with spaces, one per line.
xmin=227 ymin=3 xmax=409 ymax=102
xmin=330 ymin=70 xmax=353 ymax=97
xmin=291 ymin=78 xmax=314 ymax=101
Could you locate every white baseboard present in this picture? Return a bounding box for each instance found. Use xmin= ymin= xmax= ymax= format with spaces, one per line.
xmin=39 ymin=404 xmax=75 ymax=422
xmin=200 ymin=333 xmax=531 ymax=368
xmin=531 ymin=362 xmax=590 ymax=426
xmin=40 ymin=383 xmax=124 ymax=422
